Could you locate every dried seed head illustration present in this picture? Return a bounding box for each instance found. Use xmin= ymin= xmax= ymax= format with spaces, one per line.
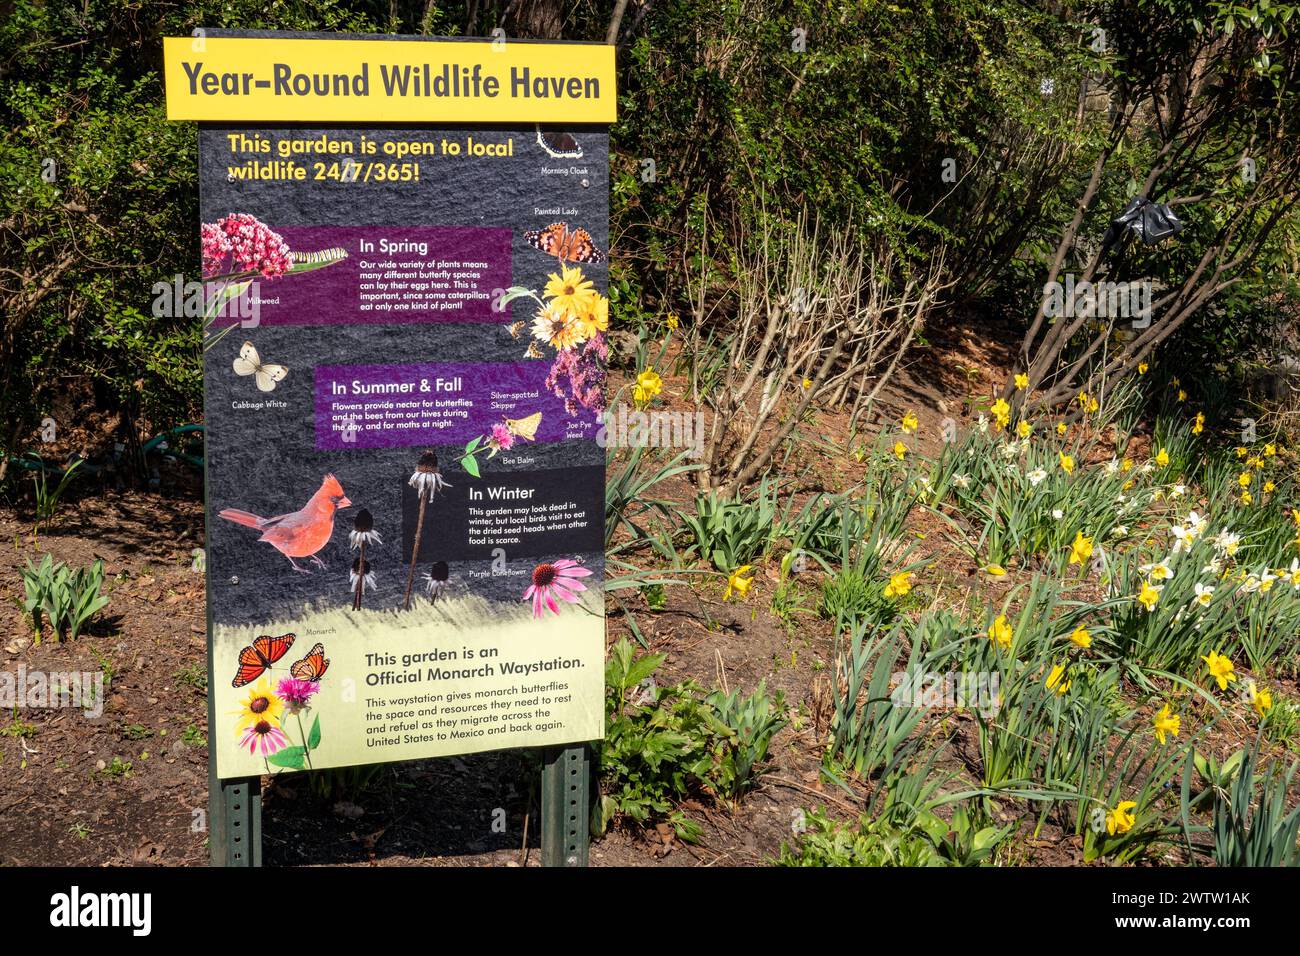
xmin=408 ymin=450 xmax=451 ymax=500
xmin=349 ymin=508 xmax=382 ymax=548
xmin=350 ymin=556 xmax=375 ymax=595
xmin=404 ymin=451 xmax=448 ymax=610
xmin=423 ymin=560 xmax=450 ymax=603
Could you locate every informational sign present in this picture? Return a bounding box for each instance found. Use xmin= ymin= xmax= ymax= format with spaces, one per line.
xmin=168 ymin=32 xmax=612 ymax=779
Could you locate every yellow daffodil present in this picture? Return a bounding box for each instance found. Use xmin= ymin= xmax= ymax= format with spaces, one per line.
xmin=801 ymin=377 xmax=812 ymax=389
xmin=990 ymin=398 xmax=1011 ymax=430
xmin=1106 ymin=801 xmax=1137 ymax=835
xmin=1177 ymin=388 xmax=1187 ymax=402
xmin=633 ymin=367 xmax=663 ymax=404
xmin=1017 ymin=420 xmax=1032 ymax=439
xmin=1265 ymin=443 xmax=1276 ymax=457
xmin=665 ymin=312 xmax=680 ymax=330
xmin=1059 ymin=451 xmax=1075 ymax=474
xmin=1136 ymin=579 xmax=1161 ymax=611
xmin=1247 ymin=681 xmax=1272 ymax=718
xmin=1201 ymin=650 xmax=1237 ymax=690
xmin=1046 ymin=663 xmax=1071 ymax=695
xmin=901 ymin=411 xmax=919 ymax=434
xmin=1152 ymin=703 xmax=1180 ymax=744
xmin=1068 ymin=531 xmax=1094 ymax=566
xmin=1264 ymin=480 xmax=1275 ymax=494
xmin=1056 ymin=422 xmax=1068 ymax=436
xmin=1138 ymin=361 xmax=1149 ymax=375
xmin=987 ymin=614 xmax=1013 ymax=649
xmin=1155 ymin=448 xmax=1170 ymax=467
xmin=1069 ymin=626 xmax=1092 ymax=649
xmin=1192 ymin=411 xmax=1205 ymax=435
xmin=724 ymin=565 xmax=754 ymax=601
xmin=1241 ymin=490 xmax=1253 ymax=505
xmin=893 ymin=441 xmax=908 ymax=460
xmin=984 ymin=564 xmax=1008 ymax=579
xmin=1015 ymin=373 xmax=1029 ymax=390
xmin=884 ymin=570 xmax=914 ymax=599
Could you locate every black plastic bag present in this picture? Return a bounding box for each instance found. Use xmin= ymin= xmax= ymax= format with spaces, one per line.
xmin=1101 ymin=195 xmax=1184 ymax=250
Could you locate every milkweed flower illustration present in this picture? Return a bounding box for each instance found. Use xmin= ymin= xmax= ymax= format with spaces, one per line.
xmin=276 ymin=678 xmax=320 ymax=716
xmin=203 ymin=213 xmax=293 ymax=278
xmin=524 ymin=559 xmax=593 ymax=617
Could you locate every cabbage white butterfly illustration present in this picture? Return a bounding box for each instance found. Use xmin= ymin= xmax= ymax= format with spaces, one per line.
xmin=232 ymin=340 xmax=288 ymax=392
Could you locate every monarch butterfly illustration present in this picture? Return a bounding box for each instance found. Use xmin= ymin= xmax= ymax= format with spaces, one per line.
xmin=290 ymin=642 xmax=330 ymax=682
xmin=504 ymin=412 xmax=542 ymax=442
xmin=231 ymin=633 xmax=296 ymax=687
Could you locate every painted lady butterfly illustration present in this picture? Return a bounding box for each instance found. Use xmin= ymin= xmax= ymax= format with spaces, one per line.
xmin=524 ymin=222 xmax=606 ymax=264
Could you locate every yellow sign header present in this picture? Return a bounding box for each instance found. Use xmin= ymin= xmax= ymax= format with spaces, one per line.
xmin=163 ymin=36 xmax=617 ymax=123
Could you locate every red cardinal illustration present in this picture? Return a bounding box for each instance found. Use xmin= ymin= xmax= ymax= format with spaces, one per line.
xmin=219 ymin=474 xmax=351 ymax=574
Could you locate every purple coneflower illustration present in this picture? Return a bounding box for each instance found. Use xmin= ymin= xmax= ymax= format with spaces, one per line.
xmin=523 ymin=559 xmax=593 ymax=617
xmin=404 ymin=452 xmax=450 ymax=610
xmin=239 ymin=719 xmax=289 ymax=757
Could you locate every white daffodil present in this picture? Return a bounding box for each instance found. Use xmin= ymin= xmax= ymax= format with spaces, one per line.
xmin=1027 ymin=468 xmax=1048 ymax=486
xmin=1214 ymin=530 xmax=1240 ymax=556
xmin=1186 ymin=511 xmax=1208 ymax=535
xmin=1104 ymin=458 xmax=1120 ymax=476
xmin=1052 ymin=508 xmax=1064 ymax=521
xmin=1170 ymin=484 xmax=1187 ymax=499
xmin=953 ymin=474 xmax=971 ymax=489
xmin=1194 ymin=582 xmax=1214 ymax=606
xmin=1141 ymin=560 xmax=1174 ymax=581
xmin=1170 ymin=524 xmax=1196 ymax=554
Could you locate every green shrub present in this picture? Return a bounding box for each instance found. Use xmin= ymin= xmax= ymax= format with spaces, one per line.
xmin=597 ymin=638 xmax=786 ymax=839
